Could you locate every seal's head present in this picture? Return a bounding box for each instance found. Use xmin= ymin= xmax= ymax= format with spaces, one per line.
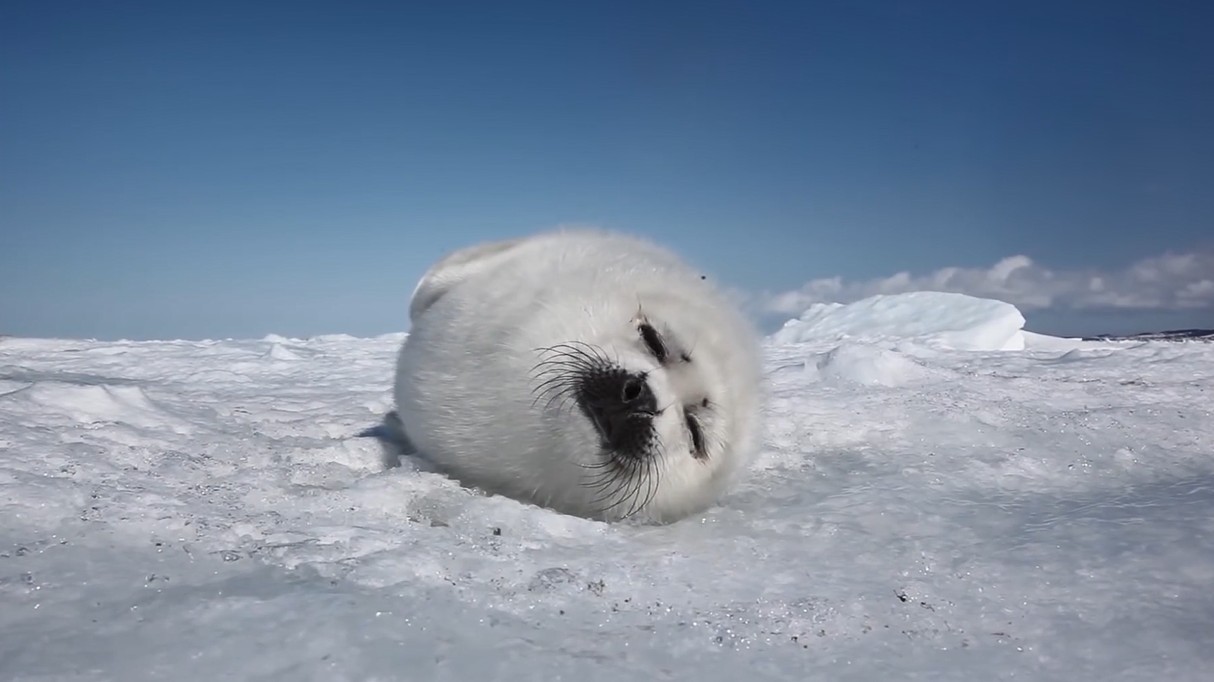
xmin=394 ymin=229 xmax=763 ymax=523
xmin=527 ymin=287 xmax=761 ymax=522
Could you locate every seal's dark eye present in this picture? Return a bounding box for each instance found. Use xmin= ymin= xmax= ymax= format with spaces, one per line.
xmin=685 ymin=412 xmax=705 ymax=457
xmin=638 ymin=322 xmax=667 ymax=362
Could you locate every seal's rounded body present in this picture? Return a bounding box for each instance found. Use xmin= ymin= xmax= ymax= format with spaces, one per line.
xmin=393 ymin=229 xmax=762 ymax=523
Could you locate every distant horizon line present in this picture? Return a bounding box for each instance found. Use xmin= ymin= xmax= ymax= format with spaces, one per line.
xmin=4 ymin=325 xmax=1211 ymax=346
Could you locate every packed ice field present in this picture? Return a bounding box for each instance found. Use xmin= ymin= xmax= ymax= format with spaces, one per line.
xmin=2 ymin=291 xmax=1211 ymax=681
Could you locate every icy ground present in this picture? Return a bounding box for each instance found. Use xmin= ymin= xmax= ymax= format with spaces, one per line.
xmin=2 ymin=293 xmax=1212 ymax=681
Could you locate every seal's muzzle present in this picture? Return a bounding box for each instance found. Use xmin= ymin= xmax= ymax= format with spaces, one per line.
xmin=576 ymin=367 xmax=658 ymax=459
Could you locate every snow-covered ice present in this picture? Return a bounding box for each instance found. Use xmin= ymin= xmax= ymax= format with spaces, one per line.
xmin=774 ymin=291 xmax=1054 ymax=351
xmin=2 ymin=293 xmax=1212 ymax=681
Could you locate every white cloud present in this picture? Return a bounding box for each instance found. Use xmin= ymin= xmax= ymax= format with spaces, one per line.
xmin=756 ymin=251 xmax=1214 ymax=317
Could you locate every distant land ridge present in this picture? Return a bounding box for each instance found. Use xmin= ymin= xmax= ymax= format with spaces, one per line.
xmin=1083 ymin=329 xmax=1214 ymax=342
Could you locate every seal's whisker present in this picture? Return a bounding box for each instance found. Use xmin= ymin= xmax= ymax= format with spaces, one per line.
xmin=533 ymin=353 xmax=599 ymax=368
xmin=542 ymin=343 xmax=607 ymax=365
xmin=618 ymin=472 xmax=642 ymax=518
xmin=532 ymin=372 xmax=576 ymax=395
xmin=636 ymin=438 xmax=662 ymax=517
xmin=542 ymin=387 xmax=573 ymax=409
xmin=625 ymin=461 xmax=653 ymax=518
xmin=587 ymin=477 xmax=631 ymax=510
xmin=586 ymin=455 xmax=639 ymax=499
xmin=532 ymin=344 xmax=609 ymax=372
xmin=594 ymin=481 xmax=636 ymax=513
xmin=553 ymin=394 xmax=580 ymax=415
xmin=578 ymin=460 xmax=617 ymax=471
xmin=532 ymin=363 xmax=591 ymax=375
xmin=584 ymin=475 xmax=628 ymax=501
xmin=556 ymin=340 xmax=612 ymax=359
xmin=532 ymin=378 xmax=578 ymax=408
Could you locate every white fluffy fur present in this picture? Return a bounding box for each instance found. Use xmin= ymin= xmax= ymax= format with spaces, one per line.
xmin=393 ymin=229 xmax=762 ymax=523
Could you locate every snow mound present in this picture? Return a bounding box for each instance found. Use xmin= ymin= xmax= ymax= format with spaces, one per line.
xmin=1022 ymin=330 xmax=1096 ymax=351
xmin=23 ymin=382 xmax=194 ymax=433
xmin=808 ymin=344 xmax=933 ymax=387
xmin=772 ymin=291 xmax=1030 ymax=351
xmin=264 ymin=343 xmax=303 ymax=361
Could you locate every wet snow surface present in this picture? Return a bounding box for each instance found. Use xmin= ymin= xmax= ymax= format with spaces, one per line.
xmin=2 ymin=295 xmax=1213 ymax=681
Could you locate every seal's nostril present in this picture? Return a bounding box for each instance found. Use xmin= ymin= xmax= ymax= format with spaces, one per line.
xmin=621 ymin=378 xmax=643 ymax=403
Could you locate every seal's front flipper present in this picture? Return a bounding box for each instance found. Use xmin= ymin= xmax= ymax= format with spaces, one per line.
xmin=380 ymin=410 xmax=415 ymax=453
xmin=358 ymin=410 xmax=416 ymax=468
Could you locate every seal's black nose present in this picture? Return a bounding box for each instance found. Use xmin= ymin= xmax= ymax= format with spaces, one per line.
xmin=577 ymin=368 xmax=658 ymax=456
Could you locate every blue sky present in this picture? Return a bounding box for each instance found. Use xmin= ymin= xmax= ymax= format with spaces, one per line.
xmin=2 ymin=0 xmax=1211 ymax=340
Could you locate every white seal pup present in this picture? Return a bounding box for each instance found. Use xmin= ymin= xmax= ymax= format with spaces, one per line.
xmin=392 ymin=229 xmax=762 ymax=523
